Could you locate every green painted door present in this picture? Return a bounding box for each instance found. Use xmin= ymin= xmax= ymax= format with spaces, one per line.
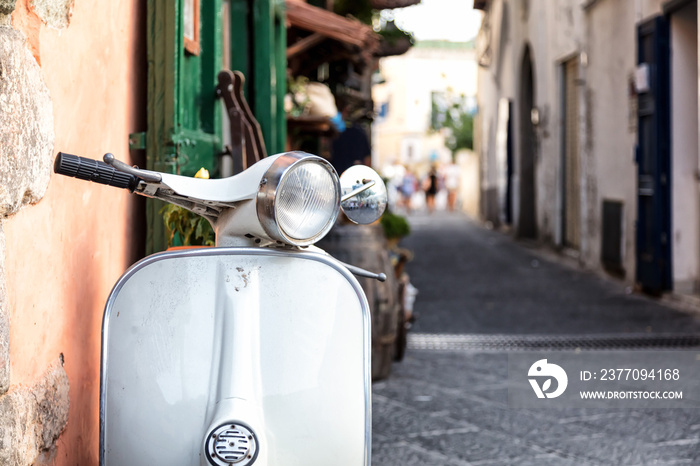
xmin=228 ymin=0 xmax=287 ymax=155
xmin=146 ymin=0 xmax=286 ymax=254
xmin=146 ymin=0 xmax=223 ymax=253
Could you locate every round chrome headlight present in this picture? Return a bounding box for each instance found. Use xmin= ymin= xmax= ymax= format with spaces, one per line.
xmin=257 ymin=152 xmax=340 ymax=246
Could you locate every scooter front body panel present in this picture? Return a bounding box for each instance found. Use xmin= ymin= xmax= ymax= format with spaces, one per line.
xmin=100 ymin=248 xmax=370 ymax=466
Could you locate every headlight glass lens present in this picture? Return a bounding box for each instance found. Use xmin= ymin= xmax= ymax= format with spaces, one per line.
xmin=276 ymin=161 xmax=339 ymax=241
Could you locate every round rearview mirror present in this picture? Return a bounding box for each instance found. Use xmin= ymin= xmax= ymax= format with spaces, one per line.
xmin=339 ymin=165 xmax=388 ymax=224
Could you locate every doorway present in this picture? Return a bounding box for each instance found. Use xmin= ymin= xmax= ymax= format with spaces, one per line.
xmin=518 ymin=45 xmax=537 ymax=238
xmin=636 ymin=16 xmax=671 ymax=293
xmin=669 ymin=1 xmax=699 ymax=294
xmin=561 ymin=56 xmax=581 ymax=249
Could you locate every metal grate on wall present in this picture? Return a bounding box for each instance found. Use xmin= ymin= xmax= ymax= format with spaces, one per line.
xmin=408 ymin=333 xmax=700 ymax=351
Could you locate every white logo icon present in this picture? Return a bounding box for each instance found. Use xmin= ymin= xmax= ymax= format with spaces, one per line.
xmin=528 ymin=359 xmax=568 ymax=399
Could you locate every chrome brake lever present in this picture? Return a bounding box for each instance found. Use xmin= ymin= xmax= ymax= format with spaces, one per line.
xmin=104 ymin=153 xmax=163 ymax=183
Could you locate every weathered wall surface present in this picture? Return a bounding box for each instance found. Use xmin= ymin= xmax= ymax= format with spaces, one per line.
xmin=0 ymin=5 xmax=65 ymax=463
xmin=0 ymin=359 xmax=69 ymax=465
xmin=0 ymin=0 xmax=16 ymax=16
xmin=477 ymin=0 xmax=696 ymax=288
xmin=478 ymin=0 xmax=586 ymax=238
xmin=0 ymin=27 xmax=54 ymax=216
xmin=670 ymin=3 xmax=700 ymax=293
xmin=30 ymin=0 xmax=72 ymax=29
xmin=475 ymin=0 xmax=509 ymax=226
xmin=584 ymin=0 xmax=640 ymax=279
xmin=0 ymin=0 xmax=145 ymax=464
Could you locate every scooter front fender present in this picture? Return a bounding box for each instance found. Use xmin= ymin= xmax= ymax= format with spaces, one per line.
xmin=100 ymin=248 xmax=371 ymax=466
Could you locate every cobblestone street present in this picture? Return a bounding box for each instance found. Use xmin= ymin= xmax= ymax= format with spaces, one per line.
xmin=372 ymin=212 xmax=700 ymax=465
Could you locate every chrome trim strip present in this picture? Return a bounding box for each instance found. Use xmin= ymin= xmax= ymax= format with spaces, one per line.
xmin=100 ymin=247 xmax=371 ymax=466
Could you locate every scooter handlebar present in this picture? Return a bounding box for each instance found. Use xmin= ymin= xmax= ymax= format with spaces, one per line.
xmin=54 ymin=152 xmax=138 ymax=191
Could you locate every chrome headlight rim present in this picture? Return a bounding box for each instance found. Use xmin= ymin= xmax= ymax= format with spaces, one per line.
xmin=256 ymin=152 xmax=340 ymax=247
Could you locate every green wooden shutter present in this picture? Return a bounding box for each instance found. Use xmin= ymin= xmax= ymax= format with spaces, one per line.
xmin=228 ymin=0 xmax=287 ymax=155
xmin=145 ymin=0 xmax=286 ymax=254
xmin=146 ymin=0 xmax=223 ymax=254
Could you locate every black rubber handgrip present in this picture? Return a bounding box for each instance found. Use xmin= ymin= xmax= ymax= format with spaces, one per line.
xmin=54 ymin=152 xmax=138 ymax=191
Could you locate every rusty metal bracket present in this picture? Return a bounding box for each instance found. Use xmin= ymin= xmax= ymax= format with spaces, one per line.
xmin=216 ymin=70 xmax=267 ymax=176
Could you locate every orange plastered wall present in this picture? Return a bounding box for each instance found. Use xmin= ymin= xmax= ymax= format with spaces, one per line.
xmin=5 ymin=0 xmax=145 ymax=464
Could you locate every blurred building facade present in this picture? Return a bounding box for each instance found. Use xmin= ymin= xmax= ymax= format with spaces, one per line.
xmin=373 ymin=40 xmax=479 ymax=213
xmin=475 ymin=0 xmax=700 ymax=295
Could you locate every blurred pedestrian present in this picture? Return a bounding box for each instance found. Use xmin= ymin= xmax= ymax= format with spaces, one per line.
xmin=400 ymin=168 xmax=417 ymax=212
xmin=443 ymin=159 xmax=460 ymax=212
xmin=423 ymin=165 xmax=439 ymax=213
xmin=382 ymin=159 xmax=405 ymax=212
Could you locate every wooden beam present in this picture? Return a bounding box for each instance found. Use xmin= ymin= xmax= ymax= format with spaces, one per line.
xmin=286 ymin=0 xmax=379 ymax=52
xmin=287 ymin=33 xmax=326 ymax=58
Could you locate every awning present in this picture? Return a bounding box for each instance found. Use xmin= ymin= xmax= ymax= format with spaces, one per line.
xmin=286 ymin=0 xmax=380 ymax=63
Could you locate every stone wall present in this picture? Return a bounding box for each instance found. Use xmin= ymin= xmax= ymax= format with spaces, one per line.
xmin=0 ymin=360 xmax=69 ymax=465
xmin=0 ymin=1 xmax=70 ymax=464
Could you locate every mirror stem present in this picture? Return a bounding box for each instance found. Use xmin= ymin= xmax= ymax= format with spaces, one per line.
xmin=341 ymin=179 xmax=376 ymax=202
xmin=339 ymin=261 xmax=387 ymax=282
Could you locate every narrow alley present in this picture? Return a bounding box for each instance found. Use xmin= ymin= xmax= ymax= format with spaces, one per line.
xmin=372 ymin=212 xmax=700 ymax=465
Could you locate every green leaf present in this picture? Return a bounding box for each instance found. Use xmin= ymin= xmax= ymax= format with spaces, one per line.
xmin=160 ymin=204 xmax=216 ymax=247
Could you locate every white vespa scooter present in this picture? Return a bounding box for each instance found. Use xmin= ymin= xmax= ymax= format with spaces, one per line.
xmin=54 ymin=151 xmax=388 ymax=466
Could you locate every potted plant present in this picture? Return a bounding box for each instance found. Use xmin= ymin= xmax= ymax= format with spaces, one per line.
xmin=380 ymin=210 xmax=410 ymax=249
xmin=160 ymin=168 xmax=215 ymax=248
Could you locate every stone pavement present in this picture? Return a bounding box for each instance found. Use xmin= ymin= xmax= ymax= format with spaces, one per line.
xmin=372 ymin=212 xmax=700 ymax=465
xmin=401 ymin=212 xmax=700 ymax=335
